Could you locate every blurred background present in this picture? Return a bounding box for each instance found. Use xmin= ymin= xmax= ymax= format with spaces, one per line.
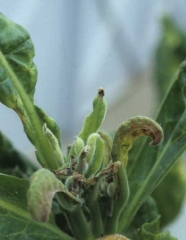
xmin=0 ymin=1 xmax=186 ymax=239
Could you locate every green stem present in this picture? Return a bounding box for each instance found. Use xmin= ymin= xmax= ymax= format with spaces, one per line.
xmin=65 ymin=207 xmax=94 ymax=240
xmin=88 ymin=200 xmax=104 ymax=238
xmin=105 ymin=166 xmax=129 ymax=234
xmin=0 ymin=50 xmax=58 ymax=170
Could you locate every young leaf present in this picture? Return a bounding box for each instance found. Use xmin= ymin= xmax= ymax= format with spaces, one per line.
xmin=79 ymin=88 xmax=107 ymax=142
xmin=111 ymin=116 xmax=163 ymax=168
xmin=27 ymin=168 xmax=83 ymax=222
xmin=118 ymin=60 xmax=186 ymax=232
xmin=0 ymin=174 xmax=73 ymax=240
xmin=35 ymin=105 xmax=62 ymax=146
xmin=43 ymin=123 xmax=64 ymax=166
xmin=85 ymin=134 xmax=104 ymax=178
xmin=98 ymin=130 xmax=112 ymax=168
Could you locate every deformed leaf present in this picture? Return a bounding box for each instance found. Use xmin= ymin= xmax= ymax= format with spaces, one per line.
xmin=79 ymin=88 xmax=107 ymax=142
xmin=0 ymin=174 xmax=73 ymax=240
xmin=27 ymin=168 xmax=83 ymax=222
xmin=111 ymin=116 xmax=163 ymax=168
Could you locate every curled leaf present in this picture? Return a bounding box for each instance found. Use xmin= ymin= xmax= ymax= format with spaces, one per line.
xmin=79 ymin=88 xmax=107 ymax=142
xmin=111 ymin=116 xmax=164 ymax=168
xmin=27 ymin=168 xmax=83 ymax=222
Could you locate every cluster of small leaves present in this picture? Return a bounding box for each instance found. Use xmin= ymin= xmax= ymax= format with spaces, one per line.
xmin=0 ymin=13 xmax=185 ymax=240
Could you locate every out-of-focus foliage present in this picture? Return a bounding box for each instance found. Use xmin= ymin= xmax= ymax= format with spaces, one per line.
xmin=155 ymin=16 xmax=186 ymax=100
xmin=152 ymin=16 xmax=186 ymax=227
xmin=152 ymin=160 xmax=186 ymax=227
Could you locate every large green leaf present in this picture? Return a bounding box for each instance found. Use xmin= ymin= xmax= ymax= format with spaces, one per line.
xmin=0 ymin=13 xmax=37 ymax=107
xmin=0 ymin=13 xmax=62 ymax=170
xmin=0 ymin=174 xmax=73 ymax=240
xmin=118 ymin=60 xmax=186 ymax=232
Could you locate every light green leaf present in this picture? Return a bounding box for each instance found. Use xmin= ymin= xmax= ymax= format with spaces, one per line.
xmin=0 ymin=174 xmax=73 ymax=240
xmin=118 ymin=60 xmax=186 ymax=232
xmin=98 ymin=131 xmax=112 ymax=168
xmin=35 ymin=105 xmax=61 ymax=146
xmin=43 ymin=123 xmax=64 ymax=166
xmin=85 ymin=134 xmax=104 ymax=178
xmin=79 ymin=88 xmax=107 ymax=142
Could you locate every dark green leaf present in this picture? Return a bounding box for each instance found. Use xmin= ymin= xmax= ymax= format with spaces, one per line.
xmin=0 ymin=131 xmax=36 ymax=177
xmin=0 ymin=174 xmax=73 ymax=240
xmin=0 ymin=13 xmax=37 ymax=107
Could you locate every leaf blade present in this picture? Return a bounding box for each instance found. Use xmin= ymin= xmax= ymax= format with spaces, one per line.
xmin=0 ymin=174 xmax=73 ymax=240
